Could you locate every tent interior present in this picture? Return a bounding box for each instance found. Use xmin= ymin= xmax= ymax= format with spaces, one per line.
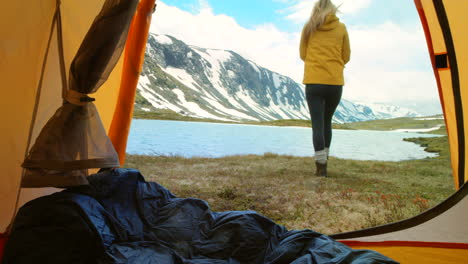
xmin=0 ymin=0 xmax=467 ymax=263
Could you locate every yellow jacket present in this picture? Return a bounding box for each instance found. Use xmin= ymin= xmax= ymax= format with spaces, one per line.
xmin=300 ymin=14 xmax=350 ymax=85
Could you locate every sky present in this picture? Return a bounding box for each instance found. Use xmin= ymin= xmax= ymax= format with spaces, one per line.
xmin=150 ymin=0 xmax=441 ymax=114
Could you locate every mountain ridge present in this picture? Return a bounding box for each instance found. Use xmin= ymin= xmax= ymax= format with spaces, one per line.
xmin=136 ymin=33 xmax=421 ymax=123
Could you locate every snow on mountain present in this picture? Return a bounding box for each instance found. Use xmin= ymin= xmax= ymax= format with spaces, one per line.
xmin=136 ymin=34 xmax=423 ymax=123
xmin=355 ymin=102 xmax=421 ymax=119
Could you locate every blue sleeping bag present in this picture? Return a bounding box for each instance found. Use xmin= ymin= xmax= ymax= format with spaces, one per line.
xmin=3 ymin=169 xmax=398 ymax=264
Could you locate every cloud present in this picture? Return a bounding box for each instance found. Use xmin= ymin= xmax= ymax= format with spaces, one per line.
xmin=196 ymin=0 xmax=212 ymax=13
xmin=150 ymin=1 xmax=301 ymax=85
xmin=150 ymin=1 xmax=438 ymax=105
xmin=279 ymin=0 xmax=373 ymax=24
xmin=343 ymin=22 xmax=437 ymax=103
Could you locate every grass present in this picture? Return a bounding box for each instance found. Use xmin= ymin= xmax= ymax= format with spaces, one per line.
xmin=245 ymin=119 xmax=311 ymax=127
xmin=336 ymin=116 xmax=445 ymax=131
xmin=133 ymin=110 xmax=311 ymax=127
xmin=134 ymin=109 xmax=232 ymax=123
xmin=134 ymin=110 xmax=445 ymax=133
xmin=124 ymin=135 xmax=454 ymax=235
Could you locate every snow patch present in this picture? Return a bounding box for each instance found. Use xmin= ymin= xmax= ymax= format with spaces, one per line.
xmin=206 ymin=49 xmax=232 ymax=64
xmin=139 ymin=75 xmax=151 ymax=87
xmin=227 ymin=70 xmax=236 ymax=79
xmin=155 ymin=35 xmax=173 ymax=45
xmin=272 ymin=73 xmax=282 ymax=88
xmin=137 ymin=83 xmax=183 ymax=113
xmin=172 ymin=89 xmax=232 ymax=121
xmin=414 ymin=117 xmax=444 ymax=120
xmin=235 ymin=90 xmax=277 ymax=120
xmin=162 ymin=67 xmax=199 ymax=92
xmin=248 ymin=61 xmax=262 ymax=79
xmin=248 ymin=61 xmax=260 ymax=73
xmin=203 ymin=96 xmax=258 ymax=121
xmin=356 ymin=102 xmax=421 ymax=118
xmin=393 ymin=125 xmax=443 ymax=133
xmin=191 ymin=47 xmax=243 ymax=109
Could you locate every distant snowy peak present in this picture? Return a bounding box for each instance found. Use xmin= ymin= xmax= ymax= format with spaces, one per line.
xmin=154 ymin=34 xmax=173 ymax=45
xmin=355 ymin=102 xmax=421 ymax=119
xmin=136 ymin=33 xmax=423 ymax=123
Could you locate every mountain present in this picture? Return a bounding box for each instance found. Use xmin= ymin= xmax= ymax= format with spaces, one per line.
xmin=355 ymin=102 xmax=420 ymax=119
xmin=136 ymin=34 xmax=422 ymax=123
xmin=392 ymin=100 xmax=442 ymax=116
xmin=336 ymin=101 xmax=421 ymax=122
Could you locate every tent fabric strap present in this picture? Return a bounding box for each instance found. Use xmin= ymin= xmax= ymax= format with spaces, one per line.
xmin=21 ymin=172 xmax=89 ymax=188
xmin=22 ymin=158 xmax=118 ymax=171
xmin=64 ymin=89 xmax=95 ymax=106
xmin=56 ymin=0 xmax=68 ymax=99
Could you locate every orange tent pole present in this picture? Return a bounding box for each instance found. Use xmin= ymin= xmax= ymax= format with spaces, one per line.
xmin=109 ymin=0 xmax=157 ymax=165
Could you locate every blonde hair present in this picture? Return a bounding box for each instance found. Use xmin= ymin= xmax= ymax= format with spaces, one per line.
xmin=302 ymin=0 xmax=339 ymax=40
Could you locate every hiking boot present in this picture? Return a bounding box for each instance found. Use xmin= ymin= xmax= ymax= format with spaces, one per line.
xmin=315 ymin=162 xmax=327 ymax=177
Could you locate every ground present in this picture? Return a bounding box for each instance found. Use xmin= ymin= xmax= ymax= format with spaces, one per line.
xmin=124 ymin=135 xmax=454 ymax=235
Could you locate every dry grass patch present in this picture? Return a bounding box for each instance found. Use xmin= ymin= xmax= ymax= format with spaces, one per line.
xmin=124 ymin=137 xmax=454 ymax=235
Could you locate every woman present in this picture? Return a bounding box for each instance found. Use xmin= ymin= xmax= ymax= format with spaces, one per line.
xmin=300 ymin=0 xmax=350 ymax=177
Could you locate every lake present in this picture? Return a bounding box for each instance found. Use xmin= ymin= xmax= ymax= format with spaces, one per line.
xmin=126 ymin=119 xmax=440 ymax=161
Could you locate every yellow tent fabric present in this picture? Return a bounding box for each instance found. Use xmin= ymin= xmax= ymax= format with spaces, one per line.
xmin=19 ymin=0 xmax=138 ymax=188
xmin=415 ymin=0 xmax=468 ymax=189
xmin=0 ymin=0 xmax=155 ymax=233
xmin=344 ymin=243 xmax=468 ymax=264
xmin=333 ymin=0 xmax=468 ymax=263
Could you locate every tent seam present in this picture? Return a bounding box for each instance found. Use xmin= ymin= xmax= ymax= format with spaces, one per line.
xmin=7 ymin=2 xmax=62 ymax=234
xmin=433 ymin=0 xmax=465 ymax=189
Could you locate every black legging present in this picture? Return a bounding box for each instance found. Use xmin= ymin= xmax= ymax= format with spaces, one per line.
xmin=305 ymin=84 xmax=343 ymax=152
